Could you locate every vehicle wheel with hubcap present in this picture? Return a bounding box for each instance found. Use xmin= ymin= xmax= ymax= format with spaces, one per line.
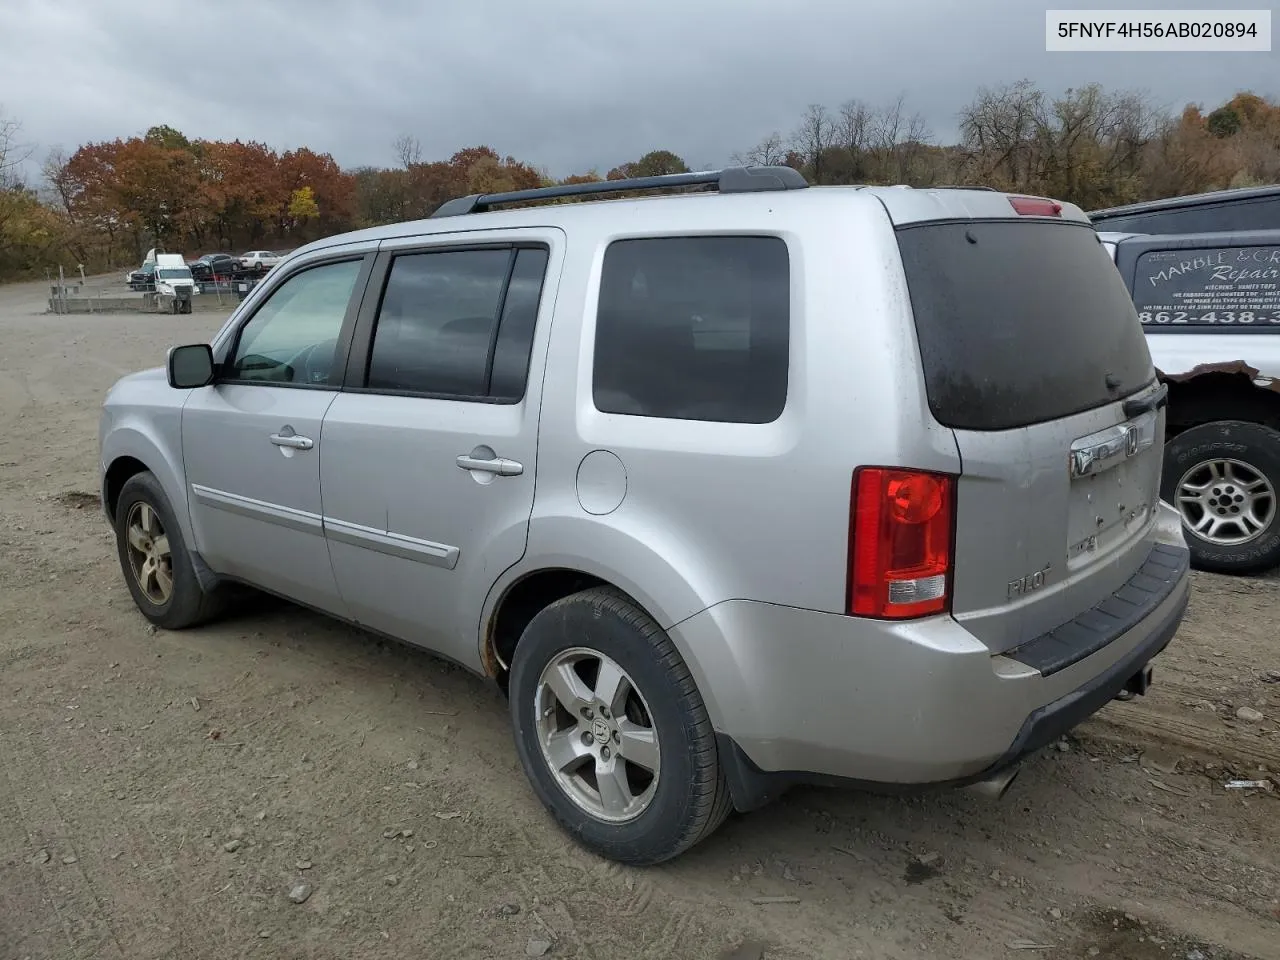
xmin=1161 ymin=419 xmax=1280 ymax=574
xmin=508 ymin=586 xmax=732 ymax=865
xmin=114 ymin=471 xmax=225 ymax=628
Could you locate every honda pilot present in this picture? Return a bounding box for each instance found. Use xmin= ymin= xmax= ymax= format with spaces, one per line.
xmin=99 ymin=167 xmax=1191 ymax=865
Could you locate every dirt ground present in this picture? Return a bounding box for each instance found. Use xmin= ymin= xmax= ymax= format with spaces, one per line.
xmin=0 ymin=276 xmax=1277 ymax=960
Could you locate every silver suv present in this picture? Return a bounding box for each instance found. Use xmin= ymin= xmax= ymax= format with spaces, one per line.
xmin=100 ymin=167 xmax=1191 ymax=865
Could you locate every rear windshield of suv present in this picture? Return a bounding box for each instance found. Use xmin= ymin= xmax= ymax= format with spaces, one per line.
xmin=896 ymin=219 xmax=1153 ymax=431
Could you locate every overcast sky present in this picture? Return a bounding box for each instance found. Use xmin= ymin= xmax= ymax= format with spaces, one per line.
xmin=1 ymin=0 xmax=1276 ymax=180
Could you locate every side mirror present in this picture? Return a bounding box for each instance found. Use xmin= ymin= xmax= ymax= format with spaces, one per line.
xmin=167 ymin=343 xmax=216 ymax=389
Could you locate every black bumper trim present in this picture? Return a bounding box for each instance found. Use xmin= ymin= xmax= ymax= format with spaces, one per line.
xmin=717 ymin=559 xmax=1190 ymax=813
xmin=1006 ymin=543 xmax=1190 ymax=677
xmin=990 ymin=578 xmax=1186 ymax=763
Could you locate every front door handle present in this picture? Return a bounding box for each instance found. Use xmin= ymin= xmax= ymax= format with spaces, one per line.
xmin=270 ymin=433 xmax=314 ymax=450
xmin=456 ymin=454 xmax=523 ymax=477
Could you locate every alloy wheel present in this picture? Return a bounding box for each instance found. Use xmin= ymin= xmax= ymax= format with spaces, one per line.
xmin=1175 ymin=457 xmax=1277 ymax=546
xmin=125 ymin=501 xmax=174 ymax=604
xmin=533 ymin=647 xmax=661 ymax=823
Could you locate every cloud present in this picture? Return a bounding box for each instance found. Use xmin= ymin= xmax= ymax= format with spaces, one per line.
xmin=2 ymin=0 xmax=1276 ymax=180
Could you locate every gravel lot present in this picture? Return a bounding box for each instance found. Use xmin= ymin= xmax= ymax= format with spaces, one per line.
xmin=1 ymin=277 xmax=1277 ymax=960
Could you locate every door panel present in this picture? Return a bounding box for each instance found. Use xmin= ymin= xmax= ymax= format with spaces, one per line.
xmin=181 ymin=255 xmax=370 ymax=615
xmin=183 ymin=385 xmax=345 ymax=613
xmin=320 ymin=397 xmax=535 ymax=666
xmin=320 ymin=234 xmax=559 ymax=669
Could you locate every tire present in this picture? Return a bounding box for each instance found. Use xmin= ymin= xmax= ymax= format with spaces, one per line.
xmin=508 ymin=587 xmax=732 ymax=865
xmin=1161 ymin=420 xmax=1280 ymax=574
xmin=114 ymin=472 xmax=225 ymax=628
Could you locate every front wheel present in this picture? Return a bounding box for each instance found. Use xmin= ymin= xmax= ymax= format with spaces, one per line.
xmin=1161 ymin=420 xmax=1280 ymax=574
xmin=114 ymin=472 xmax=225 ymax=628
xmin=508 ymin=587 xmax=732 ymax=865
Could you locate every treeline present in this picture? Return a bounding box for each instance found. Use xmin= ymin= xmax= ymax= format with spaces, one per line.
xmin=0 ymin=83 xmax=1277 ymax=281
xmin=744 ymin=85 xmax=1280 ymax=208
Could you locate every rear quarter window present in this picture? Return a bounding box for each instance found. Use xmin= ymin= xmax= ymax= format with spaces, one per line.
xmin=1133 ymin=244 xmax=1280 ymax=331
xmin=593 ymin=236 xmax=789 ymax=424
xmin=897 ymin=219 xmax=1153 ymax=431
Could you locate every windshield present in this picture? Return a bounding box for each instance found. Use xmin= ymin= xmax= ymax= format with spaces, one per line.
xmin=157 ymin=268 xmax=192 ymax=280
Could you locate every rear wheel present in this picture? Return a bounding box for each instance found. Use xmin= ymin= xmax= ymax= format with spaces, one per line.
xmin=1161 ymin=420 xmax=1280 ymax=574
xmin=508 ymin=587 xmax=731 ymax=865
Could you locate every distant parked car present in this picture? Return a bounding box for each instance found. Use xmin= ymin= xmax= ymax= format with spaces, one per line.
xmin=126 ymin=263 xmax=156 ymax=291
xmin=238 ymin=250 xmax=282 ymax=272
xmin=190 ymin=253 xmax=239 ymax=281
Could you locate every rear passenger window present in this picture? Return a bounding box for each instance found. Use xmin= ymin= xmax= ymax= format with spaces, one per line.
xmin=366 ymin=247 xmax=548 ymax=399
xmin=593 ymin=237 xmax=789 ymax=423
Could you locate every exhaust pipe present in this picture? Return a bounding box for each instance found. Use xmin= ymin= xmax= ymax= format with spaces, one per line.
xmin=964 ymin=765 xmax=1020 ymax=801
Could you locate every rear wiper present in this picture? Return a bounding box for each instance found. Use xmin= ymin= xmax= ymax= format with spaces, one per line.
xmin=1122 ymin=382 xmax=1169 ymax=419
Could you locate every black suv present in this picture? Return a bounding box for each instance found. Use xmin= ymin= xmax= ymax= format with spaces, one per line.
xmin=1091 ymin=185 xmax=1280 ymax=236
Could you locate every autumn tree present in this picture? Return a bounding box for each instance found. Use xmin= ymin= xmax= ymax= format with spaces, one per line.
xmin=112 ymin=136 xmax=204 ymax=246
xmin=1207 ymin=106 xmax=1242 ymax=138
xmin=0 ymin=109 xmax=67 ymax=278
xmin=200 ymin=139 xmax=282 ymax=246
xmin=956 ymin=80 xmax=1164 ymax=207
xmin=287 ymin=186 xmax=320 ymax=228
xmin=278 ymin=147 xmax=355 ymax=240
xmin=607 ymin=150 xmax=691 ymax=180
xmin=1141 ymin=106 xmax=1231 ymax=198
xmin=145 ymin=124 xmax=194 ymax=152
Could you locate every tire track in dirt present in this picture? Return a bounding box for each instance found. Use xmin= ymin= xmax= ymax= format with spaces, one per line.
xmin=1083 ymin=708 xmax=1280 ymax=771
xmin=0 ymin=720 xmax=129 ymax=959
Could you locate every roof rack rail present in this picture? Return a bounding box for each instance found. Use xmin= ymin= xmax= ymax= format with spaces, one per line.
xmin=930 ymin=184 xmax=998 ymax=191
xmin=430 ymin=165 xmax=808 ymax=218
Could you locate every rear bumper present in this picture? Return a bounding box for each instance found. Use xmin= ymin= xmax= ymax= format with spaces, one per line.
xmin=669 ymin=525 xmax=1191 ymax=809
xmin=983 ymin=563 xmax=1185 ymax=767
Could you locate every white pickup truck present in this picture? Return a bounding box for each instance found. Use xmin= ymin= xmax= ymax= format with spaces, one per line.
xmin=1098 ymin=226 xmax=1280 ymax=574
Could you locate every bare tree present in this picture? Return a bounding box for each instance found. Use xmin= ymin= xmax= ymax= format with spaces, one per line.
xmin=957 ymin=80 xmax=1045 ymax=189
xmin=832 ymin=100 xmax=874 ymax=181
xmin=732 ymin=131 xmax=787 ymax=166
xmin=865 ymin=95 xmax=933 ymax=183
xmin=393 ymin=133 xmax=422 ymax=168
xmin=0 ymin=107 xmax=34 ymax=189
xmin=791 ymin=104 xmax=834 ymax=182
xmin=838 ymin=101 xmax=873 ymax=154
xmin=42 ymin=146 xmax=74 ymax=212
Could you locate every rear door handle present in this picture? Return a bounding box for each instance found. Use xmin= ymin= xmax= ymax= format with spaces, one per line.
xmin=270 ymin=433 xmax=314 ymax=450
xmin=456 ymin=455 xmax=523 ymax=477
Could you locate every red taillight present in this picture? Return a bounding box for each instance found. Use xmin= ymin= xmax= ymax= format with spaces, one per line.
xmin=1009 ymin=195 xmax=1062 ymax=217
xmin=848 ymin=468 xmax=954 ymax=619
